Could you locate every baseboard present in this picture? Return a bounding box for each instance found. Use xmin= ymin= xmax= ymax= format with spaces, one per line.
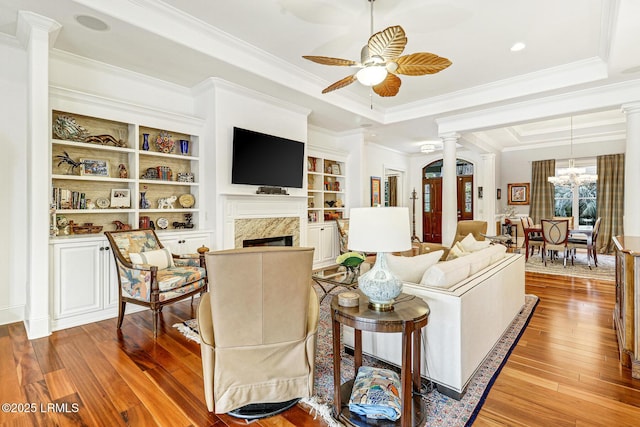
xmin=0 ymin=304 xmax=25 ymax=326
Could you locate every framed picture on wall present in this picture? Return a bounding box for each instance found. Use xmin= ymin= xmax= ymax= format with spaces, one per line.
xmin=370 ymin=176 xmax=381 ymax=206
xmin=507 ymin=183 xmax=530 ymax=205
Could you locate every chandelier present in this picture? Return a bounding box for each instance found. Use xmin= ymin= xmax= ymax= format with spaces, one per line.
xmin=547 ymin=117 xmax=598 ymax=187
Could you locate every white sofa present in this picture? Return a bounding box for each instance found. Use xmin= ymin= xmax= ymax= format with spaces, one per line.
xmin=343 ymin=246 xmax=525 ymax=399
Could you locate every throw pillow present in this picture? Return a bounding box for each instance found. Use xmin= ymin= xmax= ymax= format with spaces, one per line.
xmin=459 ymin=233 xmax=491 ymax=252
xmin=386 ymin=250 xmax=443 ymax=283
xmin=129 ymin=248 xmax=174 ymax=269
xmin=420 ymin=256 xmax=471 ymax=288
xmin=348 ymin=366 xmax=401 ymax=421
xmin=446 ymin=242 xmax=471 ymax=260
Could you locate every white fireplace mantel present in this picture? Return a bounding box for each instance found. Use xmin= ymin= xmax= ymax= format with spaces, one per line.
xmin=220 ymin=193 xmax=308 ymax=249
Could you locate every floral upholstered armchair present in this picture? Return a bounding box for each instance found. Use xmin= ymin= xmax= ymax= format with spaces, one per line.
xmin=105 ymin=229 xmax=208 ymax=337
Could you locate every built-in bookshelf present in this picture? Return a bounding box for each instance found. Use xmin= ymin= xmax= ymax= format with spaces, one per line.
xmin=50 ymin=110 xmax=202 ymax=237
xmin=307 ymin=154 xmax=345 ymax=224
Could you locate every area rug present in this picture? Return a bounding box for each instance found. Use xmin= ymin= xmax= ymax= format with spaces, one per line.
xmin=523 ymin=250 xmax=614 ymax=281
xmin=175 ymin=287 xmax=538 ymax=427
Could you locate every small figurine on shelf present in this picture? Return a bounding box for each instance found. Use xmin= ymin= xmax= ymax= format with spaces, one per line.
xmin=113 ymin=220 xmax=131 ymax=231
xmin=157 ymin=195 xmax=176 ymax=209
xmin=56 ymin=151 xmax=81 ymax=175
xmin=184 ymin=213 xmax=194 ymax=229
xmin=118 ymin=163 xmax=128 ymax=178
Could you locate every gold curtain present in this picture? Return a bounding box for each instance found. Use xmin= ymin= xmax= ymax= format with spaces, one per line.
xmin=596 ymin=154 xmax=624 ymax=253
xmin=388 ymin=175 xmax=398 ymax=206
xmin=529 ymin=160 xmax=555 ymax=224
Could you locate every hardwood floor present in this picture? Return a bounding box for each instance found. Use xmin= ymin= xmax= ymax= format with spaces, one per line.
xmin=1 ymin=272 xmax=639 ymax=426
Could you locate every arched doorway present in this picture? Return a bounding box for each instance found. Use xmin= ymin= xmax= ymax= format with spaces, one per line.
xmin=422 ymin=159 xmax=474 ymax=243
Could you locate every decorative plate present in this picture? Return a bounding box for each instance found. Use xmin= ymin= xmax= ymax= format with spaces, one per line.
xmin=156 ymin=217 xmax=169 ymax=230
xmin=178 ymin=193 xmax=195 ymax=208
xmin=155 ymin=131 xmax=175 ymax=153
xmin=96 ymin=197 xmax=110 ymax=208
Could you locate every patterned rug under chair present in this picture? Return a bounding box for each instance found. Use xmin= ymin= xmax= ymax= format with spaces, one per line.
xmin=175 ymin=285 xmax=539 ymax=427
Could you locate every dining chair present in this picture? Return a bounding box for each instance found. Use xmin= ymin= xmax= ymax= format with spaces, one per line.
xmin=521 ymin=216 xmax=543 ymax=260
xmin=569 ymin=217 xmax=601 ymax=268
xmin=541 ymin=219 xmax=574 ymax=267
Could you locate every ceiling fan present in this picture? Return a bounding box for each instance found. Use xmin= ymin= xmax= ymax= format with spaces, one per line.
xmin=302 ymin=0 xmax=452 ymax=97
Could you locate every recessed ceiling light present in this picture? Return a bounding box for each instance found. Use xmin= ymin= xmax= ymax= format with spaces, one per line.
xmin=421 ymin=144 xmax=436 ymax=153
xmin=74 ymin=15 xmax=109 ymax=31
xmin=510 ymin=42 xmax=526 ymax=52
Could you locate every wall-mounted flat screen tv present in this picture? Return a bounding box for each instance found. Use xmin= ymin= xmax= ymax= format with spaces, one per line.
xmin=231 ymin=127 xmax=305 ymax=189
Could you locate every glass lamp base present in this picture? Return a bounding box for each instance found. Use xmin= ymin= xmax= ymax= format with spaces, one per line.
xmin=358 ymin=252 xmax=402 ymax=311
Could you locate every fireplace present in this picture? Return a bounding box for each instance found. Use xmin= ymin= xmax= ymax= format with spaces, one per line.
xmin=243 ymin=235 xmax=293 ymax=247
xmin=234 ymin=216 xmax=300 ymax=248
xmin=221 ymin=193 xmax=307 ymax=249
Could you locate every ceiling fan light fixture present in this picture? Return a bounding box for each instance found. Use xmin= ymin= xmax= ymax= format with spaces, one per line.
xmin=356 ymin=66 xmax=387 ymax=86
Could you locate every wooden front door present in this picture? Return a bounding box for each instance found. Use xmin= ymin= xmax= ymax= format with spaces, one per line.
xmin=423 ymin=177 xmax=442 ymax=243
xmin=457 ymin=175 xmax=474 ymax=221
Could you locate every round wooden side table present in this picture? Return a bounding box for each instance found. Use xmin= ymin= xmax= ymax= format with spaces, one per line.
xmin=331 ymin=291 xmax=430 ymax=426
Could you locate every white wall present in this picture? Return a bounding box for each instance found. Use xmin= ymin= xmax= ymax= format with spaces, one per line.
xmin=365 ymin=142 xmax=410 ymax=207
xmin=0 ymin=39 xmax=28 ymax=324
xmin=208 ymin=80 xmax=310 ymax=249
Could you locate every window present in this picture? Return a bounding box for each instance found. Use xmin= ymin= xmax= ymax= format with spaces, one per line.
xmin=552 ymin=161 xmax=597 ymax=227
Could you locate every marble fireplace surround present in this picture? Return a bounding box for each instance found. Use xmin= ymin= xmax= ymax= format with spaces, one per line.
xmin=221 ymin=194 xmax=307 ymax=249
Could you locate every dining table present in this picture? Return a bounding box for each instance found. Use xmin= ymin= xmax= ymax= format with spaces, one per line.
xmin=523 ymin=225 xmax=593 ymax=261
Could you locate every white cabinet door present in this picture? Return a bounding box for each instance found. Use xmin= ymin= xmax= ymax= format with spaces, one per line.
xmin=307 ymin=225 xmax=322 ymax=264
xmin=52 ymin=240 xmax=104 ymax=319
xmin=307 ymin=223 xmax=338 ymax=267
xmin=320 ymin=222 xmax=337 ymax=263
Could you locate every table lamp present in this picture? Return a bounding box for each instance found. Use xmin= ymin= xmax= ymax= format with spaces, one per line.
xmin=348 ymin=207 xmax=411 ymax=311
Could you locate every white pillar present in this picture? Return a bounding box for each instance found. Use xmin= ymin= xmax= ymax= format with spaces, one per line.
xmin=622 ymin=102 xmax=640 ymax=236
xmin=441 ymin=133 xmax=459 ymax=245
xmin=16 ymin=11 xmax=61 ymax=338
xmin=481 ymin=153 xmax=497 ymax=228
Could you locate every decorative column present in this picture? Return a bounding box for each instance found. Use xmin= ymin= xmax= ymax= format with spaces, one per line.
xmin=441 ymin=133 xmax=459 ymax=245
xmin=16 ymin=11 xmax=61 ymax=338
xmin=481 ymin=153 xmax=497 ymax=230
xmin=622 ymin=103 xmax=640 ymax=236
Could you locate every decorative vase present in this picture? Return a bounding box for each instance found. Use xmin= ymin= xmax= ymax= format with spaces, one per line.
xmin=142 ymin=133 xmax=150 ymax=151
xmin=179 ymin=139 xmax=189 ymax=155
xmin=140 ymin=192 xmax=150 ymax=209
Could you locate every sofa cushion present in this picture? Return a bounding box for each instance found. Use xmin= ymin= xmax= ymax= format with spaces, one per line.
xmin=420 ymin=256 xmax=472 ymax=288
xmin=466 ymin=250 xmax=492 ymax=275
xmin=486 ymin=244 xmax=508 ymax=263
xmin=129 ymin=248 xmax=174 ymax=269
xmin=459 ymin=233 xmax=492 ymax=252
xmin=386 ymin=250 xmax=443 ymax=283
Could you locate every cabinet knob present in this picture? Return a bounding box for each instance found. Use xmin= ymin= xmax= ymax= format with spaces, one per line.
xmin=99 ymin=247 xmax=104 ymax=251
xmin=105 ymin=247 xmax=110 ymax=251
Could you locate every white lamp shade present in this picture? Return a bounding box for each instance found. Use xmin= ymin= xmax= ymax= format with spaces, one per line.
xmin=348 ymin=207 xmax=411 ymax=253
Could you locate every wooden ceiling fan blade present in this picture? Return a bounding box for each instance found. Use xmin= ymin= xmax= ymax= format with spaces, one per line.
xmin=372 ymin=73 xmax=401 ymax=97
xmin=302 ymin=55 xmax=359 ymax=66
xmin=368 ymin=25 xmax=406 ymax=61
xmin=322 ymin=74 xmax=358 ymax=93
xmin=394 ymin=52 xmax=452 ymax=75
